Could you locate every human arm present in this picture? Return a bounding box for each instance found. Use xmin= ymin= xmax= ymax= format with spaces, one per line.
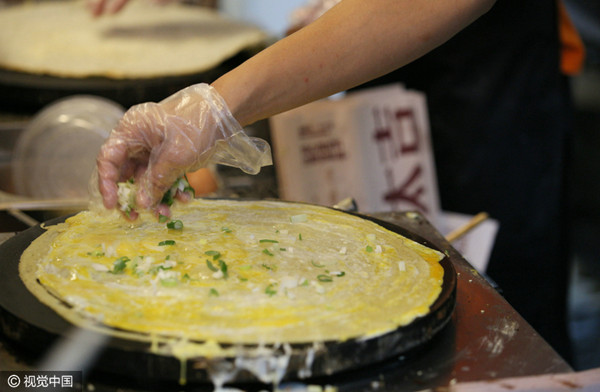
xmin=96 ymin=0 xmax=495 ymax=213
xmin=212 ymin=0 xmax=496 ymax=126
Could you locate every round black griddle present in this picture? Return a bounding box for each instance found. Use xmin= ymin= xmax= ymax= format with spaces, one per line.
xmin=0 ymin=208 xmax=456 ymax=386
xmin=0 ymin=49 xmax=257 ymax=113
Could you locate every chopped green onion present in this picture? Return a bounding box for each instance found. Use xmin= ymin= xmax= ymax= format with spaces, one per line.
xmin=238 ymin=276 xmax=248 ymax=282
xmin=332 ymin=271 xmax=346 ymax=277
xmin=160 ymin=278 xmax=179 ymax=287
xmin=180 ymin=176 xmax=195 ymax=197
xmin=265 ymin=284 xmax=277 ymax=297
xmin=259 ymin=239 xmax=279 ymax=244
xmin=209 ymin=288 xmax=219 ymax=297
xmin=311 ymin=260 xmax=325 ymax=268
xmin=298 ymin=233 xmax=303 ymax=241
xmin=206 ymin=259 xmax=219 ymax=272
xmin=110 ymin=256 xmax=130 ymax=274
xmin=239 ymin=265 xmax=252 ymax=270
xmin=317 ymin=274 xmax=333 ymax=282
xmin=159 ymin=240 xmax=176 ymax=246
xmin=161 ymin=189 xmax=175 ymax=206
xmin=221 ymin=227 xmax=232 ymax=233
xmin=204 ymin=250 xmax=221 ymax=260
xmin=262 ymin=263 xmax=276 ymax=271
xmin=218 ymin=259 xmax=228 ymax=279
xmin=262 ymin=249 xmax=274 ymax=257
xmin=166 ymin=220 xmax=184 ymax=230
xmin=87 ymin=251 xmax=105 ymax=257
xmin=158 ymin=214 xmax=169 ymax=223
xmin=365 ymin=245 xmax=374 ymax=253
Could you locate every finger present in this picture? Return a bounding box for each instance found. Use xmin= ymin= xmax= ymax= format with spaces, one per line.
xmin=122 ymin=208 xmax=139 ymax=221
xmin=175 ymin=188 xmax=193 ymax=203
xmin=97 ymin=139 xmax=129 ymax=209
xmin=87 ymin=0 xmax=106 ymax=16
xmin=136 ymin=119 xmax=197 ymax=208
xmin=155 ymin=204 xmax=171 ymax=219
xmin=136 ymin=161 xmax=183 ymax=209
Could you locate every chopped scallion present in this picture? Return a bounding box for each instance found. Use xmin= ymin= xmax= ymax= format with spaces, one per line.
xmin=311 ymin=260 xmax=325 ymax=268
xmin=166 ymin=220 xmax=184 ymax=230
xmin=265 ymin=284 xmax=277 ymax=297
xmin=365 ymin=245 xmax=374 ymax=253
xmin=87 ymin=251 xmax=105 ymax=257
xmin=204 ymin=250 xmax=221 ymax=260
xmin=262 ymin=249 xmax=274 ymax=257
xmin=160 ymin=278 xmax=179 ymax=287
xmin=158 ymin=240 xmax=176 ymax=246
xmin=209 ymin=288 xmax=219 ymax=297
xmin=259 ymin=239 xmax=279 ymax=244
xmin=317 ymin=274 xmax=333 ymax=282
xmin=218 ymin=259 xmax=228 ymax=279
xmin=110 ymin=256 xmax=130 ymax=274
xmin=206 ymin=259 xmax=218 ymax=272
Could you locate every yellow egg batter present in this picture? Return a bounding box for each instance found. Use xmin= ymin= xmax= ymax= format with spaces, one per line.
xmin=19 ymin=199 xmax=444 ymax=347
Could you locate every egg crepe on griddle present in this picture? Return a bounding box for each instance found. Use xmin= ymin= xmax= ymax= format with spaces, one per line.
xmin=19 ymin=199 xmax=444 ymax=347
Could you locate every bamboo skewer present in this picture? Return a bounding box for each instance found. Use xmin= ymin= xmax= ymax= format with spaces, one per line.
xmin=445 ymin=212 xmax=489 ymax=243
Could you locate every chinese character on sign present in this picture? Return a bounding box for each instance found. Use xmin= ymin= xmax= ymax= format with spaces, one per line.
xmin=372 ymin=106 xmax=429 ymax=212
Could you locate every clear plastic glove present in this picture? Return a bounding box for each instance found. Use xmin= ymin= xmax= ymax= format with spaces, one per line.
xmin=94 ymin=83 xmax=272 ymax=215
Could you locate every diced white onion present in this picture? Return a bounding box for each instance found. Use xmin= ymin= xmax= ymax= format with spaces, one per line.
xmin=398 ymin=261 xmax=406 ymax=272
xmin=91 ymin=263 xmax=109 ymax=272
xmin=290 ymin=214 xmax=308 ymax=223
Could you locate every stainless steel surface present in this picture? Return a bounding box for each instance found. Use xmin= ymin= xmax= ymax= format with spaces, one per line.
xmin=0 ymin=210 xmax=571 ymax=391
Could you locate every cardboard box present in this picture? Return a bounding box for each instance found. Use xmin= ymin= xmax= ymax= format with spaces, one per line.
xmin=270 ymin=84 xmax=441 ymax=224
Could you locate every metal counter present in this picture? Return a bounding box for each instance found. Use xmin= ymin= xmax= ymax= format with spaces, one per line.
xmin=0 ymin=210 xmax=572 ymax=391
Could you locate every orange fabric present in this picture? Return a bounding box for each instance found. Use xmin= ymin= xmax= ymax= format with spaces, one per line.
xmin=558 ymin=0 xmax=585 ymax=75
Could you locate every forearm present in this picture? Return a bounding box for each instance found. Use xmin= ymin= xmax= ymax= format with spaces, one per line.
xmin=212 ymin=0 xmax=495 ymax=127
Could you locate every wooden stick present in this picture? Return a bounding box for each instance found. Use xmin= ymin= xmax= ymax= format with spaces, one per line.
xmin=445 ymin=212 xmax=489 ymax=243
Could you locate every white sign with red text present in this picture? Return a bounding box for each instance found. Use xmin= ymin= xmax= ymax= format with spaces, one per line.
xmin=269 ymin=84 xmax=441 ymax=225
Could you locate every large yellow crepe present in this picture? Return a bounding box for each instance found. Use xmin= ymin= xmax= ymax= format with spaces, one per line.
xmin=20 ymin=199 xmax=444 ymax=347
xmin=0 ymin=0 xmax=266 ymax=79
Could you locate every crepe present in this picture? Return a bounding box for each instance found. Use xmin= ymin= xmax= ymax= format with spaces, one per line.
xmin=0 ymin=0 xmax=266 ymax=79
xmin=20 ymin=199 xmax=444 ymax=348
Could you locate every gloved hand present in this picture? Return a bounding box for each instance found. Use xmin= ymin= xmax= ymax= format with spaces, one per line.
xmin=96 ymin=83 xmax=271 ymax=215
